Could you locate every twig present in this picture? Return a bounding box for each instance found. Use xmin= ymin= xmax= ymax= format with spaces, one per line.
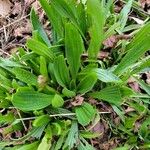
xmin=15 ymin=112 xmax=111 ymax=121
xmin=16 ymin=109 xmax=27 ymax=131
xmin=0 ymin=6 xmax=41 ymax=32
xmin=0 ymin=49 xmax=11 ymax=56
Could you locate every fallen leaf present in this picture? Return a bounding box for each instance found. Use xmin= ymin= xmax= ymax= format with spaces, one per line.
xmin=139 ymin=0 xmax=150 ymax=8
xmin=146 ymin=72 xmax=150 ymax=85
xmin=14 ymin=20 xmax=31 ymax=37
xmin=11 ymin=2 xmax=21 ymax=16
xmin=71 ymin=95 xmax=84 ymax=106
xmin=103 ymin=35 xmax=118 ymax=48
xmin=97 ymin=51 xmax=110 ymax=59
xmin=128 ymin=77 xmax=141 ymax=92
xmin=0 ymin=0 xmax=11 ymax=17
xmin=103 ymin=35 xmax=131 ymax=48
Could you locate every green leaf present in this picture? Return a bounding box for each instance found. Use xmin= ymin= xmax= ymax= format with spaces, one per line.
xmin=37 ymin=134 xmax=51 ymax=150
xmin=77 ymin=72 xmax=97 ymax=94
xmin=39 ymin=0 xmax=64 ymax=38
xmin=54 ymin=55 xmax=70 ymax=87
xmin=31 ymin=9 xmax=51 ymax=46
xmin=77 ymin=2 xmax=87 ymax=34
xmin=114 ymin=22 xmax=150 ymax=75
xmin=52 ymin=94 xmax=64 ymax=108
xmin=0 ymin=113 xmax=15 ymax=125
xmin=33 ymin=115 xmax=50 ymax=127
xmin=12 ymin=89 xmax=54 ymax=111
xmin=17 ymin=142 xmax=39 ymax=150
xmin=80 ymin=131 xmax=100 ymax=139
xmin=50 ymin=0 xmax=79 ymax=31
xmin=118 ymin=0 xmax=133 ymax=31
xmin=63 ymin=121 xmax=78 ymax=149
xmin=90 ymin=86 xmax=133 ymax=106
xmin=65 ymin=23 xmax=84 ymax=79
xmin=26 ymin=39 xmax=54 ymax=61
xmin=77 ymin=137 xmax=95 ymax=150
xmin=12 ymin=68 xmax=37 ymax=86
xmin=40 ymin=56 xmax=48 ymax=78
xmin=87 ymin=0 xmax=105 ymax=59
xmin=94 ymin=68 xmax=121 ymax=83
xmin=62 ymin=87 xmax=76 ymax=98
xmin=75 ymin=102 xmax=96 ymax=126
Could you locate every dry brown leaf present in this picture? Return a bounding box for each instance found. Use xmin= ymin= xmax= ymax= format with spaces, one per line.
xmin=139 ymin=0 xmax=150 ymax=8
xmin=103 ymin=35 xmax=118 ymax=48
xmin=11 ymin=2 xmax=21 ymax=15
xmin=14 ymin=20 xmax=31 ymax=37
xmin=128 ymin=77 xmax=141 ymax=92
xmin=146 ymin=72 xmax=150 ymax=85
xmin=0 ymin=0 xmax=11 ymax=17
xmin=71 ymin=95 xmax=84 ymax=106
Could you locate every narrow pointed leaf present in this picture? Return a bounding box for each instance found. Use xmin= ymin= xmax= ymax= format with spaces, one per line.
xmin=87 ymin=0 xmax=105 ymax=59
xmin=114 ymin=22 xmax=150 ymax=75
xmin=54 ymin=55 xmax=70 ymax=87
xmin=65 ymin=23 xmax=84 ymax=79
xmin=31 ymin=9 xmax=51 ymax=46
xmin=26 ymin=39 xmax=54 ymax=61
xmin=39 ymin=0 xmax=64 ymax=38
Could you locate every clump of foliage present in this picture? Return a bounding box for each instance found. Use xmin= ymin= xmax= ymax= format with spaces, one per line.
xmin=0 ymin=0 xmax=150 ymax=149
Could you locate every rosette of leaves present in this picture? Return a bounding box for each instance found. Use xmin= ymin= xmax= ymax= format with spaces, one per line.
xmin=0 ymin=0 xmax=150 ymax=149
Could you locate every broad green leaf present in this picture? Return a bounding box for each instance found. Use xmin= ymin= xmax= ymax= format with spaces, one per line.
xmin=39 ymin=0 xmax=64 ymax=38
xmin=17 ymin=142 xmax=39 ymax=150
xmin=118 ymin=0 xmax=133 ymax=31
xmin=62 ymin=87 xmax=76 ymax=98
xmin=54 ymin=55 xmax=70 ymax=87
xmin=11 ymin=68 xmax=37 ymax=86
xmin=75 ymin=102 xmax=96 ymax=126
xmin=65 ymin=23 xmax=84 ymax=79
xmin=114 ymin=22 xmax=150 ymax=75
xmin=94 ymin=68 xmax=121 ymax=83
xmin=77 ymin=72 xmax=97 ymax=94
xmin=31 ymin=9 xmax=51 ymax=46
xmin=12 ymin=90 xmax=54 ymax=111
xmin=87 ymin=0 xmax=105 ymax=59
xmin=52 ymin=94 xmax=64 ymax=108
xmin=63 ymin=121 xmax=78 ymax=149
xmin=26 ymin=39 xmax=54 ymax=61
xmin=90 ymin=86 xmax=133 ymax=106
xmin=33 ymin=115 xmax=50 ymax=127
